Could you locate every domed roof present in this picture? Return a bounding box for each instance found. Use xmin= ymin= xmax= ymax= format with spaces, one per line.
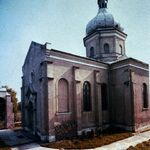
xmin=86 ymin=0 xmax=123 ymax=35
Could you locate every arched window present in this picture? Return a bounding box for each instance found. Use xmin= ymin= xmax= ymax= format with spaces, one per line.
xmin=119 ymin=45 xmax=123 ymax=55
xmin=83 ymin=81 xmax=92 ymax=111
xmin=90 ymin=47 xmax=94 ymax=58
xmin=58 ymin=79 xmax=69 ymax=113
xmin=101 ymin=83 xmax=108 ymax=111
xmin=143 ymin=83 xmax=148 ymax=108
xmin=104 ymin=43 xmax=110 ymax=54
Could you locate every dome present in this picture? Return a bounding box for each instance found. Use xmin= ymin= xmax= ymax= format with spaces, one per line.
xmin=86 ymin=2 xmax=123 ymax=35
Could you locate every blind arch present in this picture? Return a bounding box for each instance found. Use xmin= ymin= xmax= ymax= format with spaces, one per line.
xmin=58 ymin=78 xmax=69 ymax=113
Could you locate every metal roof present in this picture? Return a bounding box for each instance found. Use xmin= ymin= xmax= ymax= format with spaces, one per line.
xmin=86 ymin=3 xmax=123 ymax=35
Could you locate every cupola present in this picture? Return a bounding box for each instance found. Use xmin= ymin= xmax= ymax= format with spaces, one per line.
xmin=84 ymin=0 xmax=127 ymax=63
xmin=86 ymin=0 xmax=123 ymax=35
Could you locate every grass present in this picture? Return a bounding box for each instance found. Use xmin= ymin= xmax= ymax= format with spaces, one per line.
xmin=0 ymin=138 xmax=10 ymax=150
xmin=127 ymin=139 xmax=150 ymax=150
xmin=41 ymin=128 xmax=133 ymax=149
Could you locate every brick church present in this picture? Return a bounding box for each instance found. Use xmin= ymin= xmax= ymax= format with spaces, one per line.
xmin=21 ymin=0 xmax=150 ymax=142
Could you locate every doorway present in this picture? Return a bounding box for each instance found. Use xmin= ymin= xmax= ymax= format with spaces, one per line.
xmin=0 ymin=98 xmax=6 ymax=129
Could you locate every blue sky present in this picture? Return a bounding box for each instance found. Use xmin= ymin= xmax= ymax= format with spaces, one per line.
xmin=0 ymin=0 xmax=150 ymax=100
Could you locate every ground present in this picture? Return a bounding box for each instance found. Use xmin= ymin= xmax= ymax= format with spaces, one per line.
xmin=127 ymin=139 xmax=150 ymax=150
xmin=1 ymin=128 xmax=150 ymax=150
xmin=0 ymin=128 xmax=36 ymax=150
xmin=0 ymin=138 xmax=10 ymax=150
xmin=41 ymin=128 xmax=133 ymax=149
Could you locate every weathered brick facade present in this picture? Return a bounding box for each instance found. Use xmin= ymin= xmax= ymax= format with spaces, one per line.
xmin=21 ymin=0 xmax=150 ymax=142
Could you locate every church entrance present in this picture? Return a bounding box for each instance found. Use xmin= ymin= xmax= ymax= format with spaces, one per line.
xmin=27 ymin=101 xmax=34 ymax=130
xmin=0 ymin=98 xmax=6 ymax=129
xmin=25 ymin=85 xmax=37 ymax=134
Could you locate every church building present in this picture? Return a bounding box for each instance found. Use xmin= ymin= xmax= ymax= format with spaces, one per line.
xmin=21 ymin=0 xmax=150 ymax=142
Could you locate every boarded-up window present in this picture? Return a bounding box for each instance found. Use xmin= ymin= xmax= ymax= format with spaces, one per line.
xmin=101 ymin=83 xmax=108 ymax=111
xmin=83 ymin=81 xmax=92 ymax=111
xmin=58 ymin=79 xmax=69 ymax=113
xmin=143 ymin=83 xmax=148 ymax=108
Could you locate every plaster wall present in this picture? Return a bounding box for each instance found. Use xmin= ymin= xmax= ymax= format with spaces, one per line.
xmin=131 ymin=69 xmax=150 ymax=131
xmin=110 ymin=65 xmax=133 ymax=130
xmin=46 ymin=52 xmax=109 ymax=136
xmin=22 ymin=43 xmax=48 ymax=136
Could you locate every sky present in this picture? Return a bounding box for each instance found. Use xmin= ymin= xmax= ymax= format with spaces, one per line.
xmin=0 ymin=0 xmax=150 ymax=100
